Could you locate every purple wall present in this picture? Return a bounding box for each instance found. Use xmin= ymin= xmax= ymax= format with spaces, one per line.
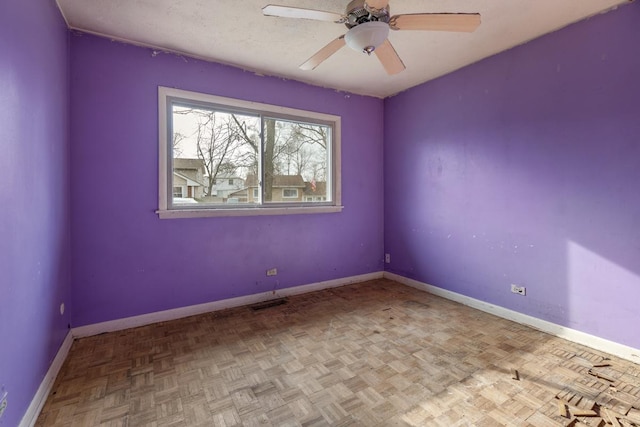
xmin=384 ymin=3 xmax=640 ymax=348
xmin=4 ymin=2 xmax=637 ymax=421
xmin=69 ymin=35 xmax=384 ymax=326
xmin=0 ymin=0 xmax=71 ymax=425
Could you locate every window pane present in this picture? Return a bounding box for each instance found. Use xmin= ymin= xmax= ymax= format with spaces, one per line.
xmin=171 ymin=104 xmax=260 ymax=206
xmin=262 ymin=117 xmax=330 ymax=204
xmin=159 ymin=87 xmax=340 ymax=217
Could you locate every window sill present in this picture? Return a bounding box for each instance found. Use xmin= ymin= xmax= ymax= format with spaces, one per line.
xmin=156 ymin=205 xmax=344 ymax=219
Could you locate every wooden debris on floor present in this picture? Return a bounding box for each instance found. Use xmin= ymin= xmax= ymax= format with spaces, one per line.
xmin=595 ymin=363 xmax=613 ymax=368
xmin=602 ymin=408 xmax=622 ymax=427
xmin=511 ymin=368 xmax=520 ymax=381
xmin=558 ymin=399 xmax=570 ymax=418
xmin=551 ymin=356 xmax=640 ymax=427
xmin=589 ymin=368 xmax=616 ymax=383
xmin=627 ymin=407 xmax=640 ymax=423
xmin=556 ymin=394 xmax=640 ymax=427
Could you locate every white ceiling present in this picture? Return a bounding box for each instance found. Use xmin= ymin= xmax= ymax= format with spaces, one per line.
xmin=56 ymin=0 xmax=630 ymax=98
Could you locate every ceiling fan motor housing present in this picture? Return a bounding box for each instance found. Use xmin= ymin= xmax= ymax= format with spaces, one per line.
xmin=344 ymin=0 xmax=390 ymax=29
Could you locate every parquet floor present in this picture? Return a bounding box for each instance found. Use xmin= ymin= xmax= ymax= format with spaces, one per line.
xmin=36 ymin=279 xmax=640 ymax=426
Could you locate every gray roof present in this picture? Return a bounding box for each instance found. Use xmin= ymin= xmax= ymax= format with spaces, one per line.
xmin=173 ymin=158 xmax=204 ymax=170
xmin=173 ymin=171 xmax=204 ymax=187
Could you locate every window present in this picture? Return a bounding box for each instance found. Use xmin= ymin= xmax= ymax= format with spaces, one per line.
xmin=158 ymin=87 xmax=342 ymax=218
xmin=283 ymin=188 xmax=298 ymax=198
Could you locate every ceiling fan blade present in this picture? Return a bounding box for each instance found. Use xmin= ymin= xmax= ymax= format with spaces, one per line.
xmin=300 ymin=36 xmax=346 ymax=71
xmin=390 ymin=13 xmax=481 ymax=32
xmin=262 ymin=5 xmax=344 ymax=22
xmin=375 ymin=39 xmax=405 ymax=75
xmin=364 ymin=0 xmax=389 ymax=13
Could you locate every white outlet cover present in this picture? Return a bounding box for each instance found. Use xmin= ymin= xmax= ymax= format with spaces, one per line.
xmin=266 ymin=268 xmax=278 ymax=276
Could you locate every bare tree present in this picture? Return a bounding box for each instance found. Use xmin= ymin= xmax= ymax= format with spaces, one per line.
xmin=289 ymin=123 xmax=329 ymax=181
xmin=264 ymin=119 xmax=276 ymax=200
xmin=281 ymin=131 xmax=314 ymax=176
xmin=176 ymin=108 xmax=255 ymax=197
xmin=172 ymin=132 xmax=186 ymax=158
xmin=293 ymin=124 xmax=328 ymax=149
xmin=231 ymin=114 xmax=278 ymax=199
xmin=230 ymin=115 xmax=330 ymax=198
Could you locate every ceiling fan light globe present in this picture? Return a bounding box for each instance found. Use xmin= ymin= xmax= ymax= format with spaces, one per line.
xmin=345 ymin=21 xmax=389 ymax=54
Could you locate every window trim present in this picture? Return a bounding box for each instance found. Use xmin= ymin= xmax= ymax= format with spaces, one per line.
xmin=157 ymin=87 xmax=342 ymax=219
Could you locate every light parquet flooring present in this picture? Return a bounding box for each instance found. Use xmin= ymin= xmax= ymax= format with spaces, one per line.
xmin=36 ymin=279 xmax=640 ymax=426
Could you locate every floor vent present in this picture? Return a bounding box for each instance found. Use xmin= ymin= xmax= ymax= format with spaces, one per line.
xmin=250 ymin=298 xmax=288 ymax=311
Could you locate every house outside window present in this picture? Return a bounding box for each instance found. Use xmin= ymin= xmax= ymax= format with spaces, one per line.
xmin=172 ymin=158 xmax=205 ymax=201
xmin=158 ymin=87 xmax=342 ymax=218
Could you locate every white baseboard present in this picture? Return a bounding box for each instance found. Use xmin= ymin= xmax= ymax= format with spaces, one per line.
xmin=19 ymin=330 xmax=74 ymax=427
xmin=72 ymin=271 xmax=384 ymax=338
xmin=384 ymin=271 xmax=640 ymax=364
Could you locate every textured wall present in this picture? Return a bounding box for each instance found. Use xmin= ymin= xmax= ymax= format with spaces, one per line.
xmin=0 ymin=0 xmax=71 ymax=425
xmin=384 ymin=3 xmax=640 ymax=348
xmin=69 ymin=35 xmax=384 ymax=326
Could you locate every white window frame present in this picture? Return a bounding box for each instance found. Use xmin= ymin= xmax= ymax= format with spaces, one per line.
xmin=157 ymin=87 xmax=342 ymax=219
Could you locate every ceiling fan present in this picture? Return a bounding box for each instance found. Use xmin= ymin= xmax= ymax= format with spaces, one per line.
xmin=262 ymin=0 xmax=481 ymax=75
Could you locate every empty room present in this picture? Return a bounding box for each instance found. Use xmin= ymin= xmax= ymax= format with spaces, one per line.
xmin=2 ymin=0 xmax=640 ymax=425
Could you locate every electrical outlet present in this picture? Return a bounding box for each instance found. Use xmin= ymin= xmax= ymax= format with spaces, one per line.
xmin=385 ymin=253 xmax=391 ymax=263
xmin=511 ymin=284 xmax=526 ymax=296
xmin=266 ymin=268 xmax=277 ymax=277
xmin=0 ymin=390 xmax=8 ymax=419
